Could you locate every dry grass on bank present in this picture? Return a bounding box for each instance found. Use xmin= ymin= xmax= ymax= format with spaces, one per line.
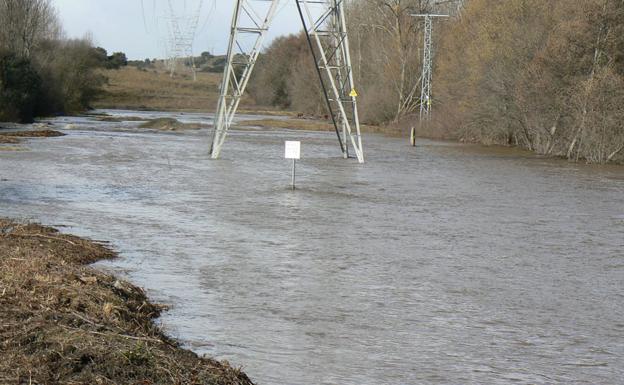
xmin=139 ymin=118 xmax=206 ymax=131
xmin=0 ymin=130 xmax=65 ymax=149
xmin=0 ymin=146 xmax=25 ymax=152
xmin=238 ymin=118 xmax=401 ymax=136
xmin=94 ymin=66 xmax=257 ymax=113
xmin=0 ymin=136 xmax=20 ymax=144
xmin=239 ymin=118 xmax=334 ymax=132
xmin=94 ymin=66 xmax=304 ymax=117
xmin=0 ymin=219 xmax=254 ymax=385
xmin=0 ymin=130 xmax=65 ymax=139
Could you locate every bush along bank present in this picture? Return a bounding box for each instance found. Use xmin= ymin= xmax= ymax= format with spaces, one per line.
xmin=0 ymin=0 xmax=130 ymax=123
xmin=0 ymin=218 xmax=254 ymax=385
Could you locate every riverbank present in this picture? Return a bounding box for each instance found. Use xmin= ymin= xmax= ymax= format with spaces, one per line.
xmin=91 ymin=65 xmax=623 ymax=165
xmin=0 ymin=129 xmax=65 ymax=142
xmin=238 ymin=118 xmax=396 ymax=136
xmin=0 ymin=218 xmax=254 ymax=385
xmin=87 ymin=112 xmax=392 ymax=136
xmin=0 ymin=130 xmax=65 ymax=152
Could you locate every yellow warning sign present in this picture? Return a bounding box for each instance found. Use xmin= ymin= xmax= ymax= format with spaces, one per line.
xmin=349 ymin=89 xmax=358 ymax=98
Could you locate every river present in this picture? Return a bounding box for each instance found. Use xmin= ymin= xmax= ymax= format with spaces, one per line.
xmin=1 ymin=110 xmax=623 ymax=384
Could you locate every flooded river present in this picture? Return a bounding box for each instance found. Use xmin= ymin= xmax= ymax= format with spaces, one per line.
xmin=1 ymin=110 xmax=623 ymax=384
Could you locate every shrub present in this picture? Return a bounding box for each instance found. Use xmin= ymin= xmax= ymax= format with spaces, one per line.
xmin=106 ymin=52 xmax=128 ymax=69
xmin=33 ymin=39 xmax=107 ymax=115
xmin=0 ymin=52 xmax=42 ymax=122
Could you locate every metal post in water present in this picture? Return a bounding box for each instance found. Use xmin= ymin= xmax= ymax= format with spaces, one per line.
xmin=291 ymin=159 xmax=296 ymax=190
xmin=285 ymin=141 xmax=301 ymax=190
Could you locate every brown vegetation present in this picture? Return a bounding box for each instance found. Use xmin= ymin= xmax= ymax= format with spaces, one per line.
xmin=248 ymin=1 xmax=462 ymax=124
xmin=0 ymin=0 xmax=107 ymax=122
xmin=0 ymin=0 xmax=60 ymax=59
xmin=139 ymin=118 xmax=205 ymax=131
xmin=248 ymin=0 xmax=623 ymax=164
xmin=240 ymin=118 xmax=335 ymax=132
xmin=345 ymin=0 xmax=446 ymax=124
xmin=239 ymin=118 xmax=397 ymax=136
xmin=248 ymin=34 xmax=324 ymax=114
xmin=0 ymin=129 xmax=64 ymax=148
xmin=0 ymin=129 xmax=64 ymax=138
xmin=94 ymin=116 xmax=146 ymax=123
xmin=430 ymin=0 xmax=624 ymax=164
xmin=94 ymin=65 xmax=245 ymax=112
xmin=0 ymin=136 xmax=20 ymax=144
xmin=0 ymin=218 xmax=254 ymax=385
xmin=0 ymin=146 xmax=24 ymax=151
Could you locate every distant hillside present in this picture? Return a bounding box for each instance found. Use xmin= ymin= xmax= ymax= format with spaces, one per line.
xmin=93 ymin=56 xmax=255 ymax=112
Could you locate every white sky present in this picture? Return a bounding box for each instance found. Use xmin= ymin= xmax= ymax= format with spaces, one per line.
xmin=53 ymin=0 xmax=304 ymax=60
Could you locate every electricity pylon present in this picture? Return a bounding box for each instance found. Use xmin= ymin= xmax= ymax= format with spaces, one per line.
xmin=165 ymin=0 xmax=203 ymax=80
xmin=412 ymin=14 xmax=448 ymax=121
xmin=210 ymin=0 xmax=364 ymax=163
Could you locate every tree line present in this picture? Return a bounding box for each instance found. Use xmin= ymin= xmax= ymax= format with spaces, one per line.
xmin=434 ymin=0 xmax=624 ymax=164
xmin=248 ymin=0 xmax=623 ymax=164
xmin=0 ymin=0 xmax=127 ymax=123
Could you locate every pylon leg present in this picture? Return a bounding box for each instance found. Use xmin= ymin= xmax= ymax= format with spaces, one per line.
xmin=210 ymin=0 xmax=281 ymax=159
xmin=296 ymin=0 xmax=364 ymax=163
xmin=211 ymin=0 xmax=365 ymax=163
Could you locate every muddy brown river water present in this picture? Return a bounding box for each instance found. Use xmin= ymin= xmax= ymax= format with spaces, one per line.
xmin=1 ymin=110 xmax=623 ymax=384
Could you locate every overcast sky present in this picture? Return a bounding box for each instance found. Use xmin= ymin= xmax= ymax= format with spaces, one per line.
xmin=53 ymin=0 xmax=304 ymax=60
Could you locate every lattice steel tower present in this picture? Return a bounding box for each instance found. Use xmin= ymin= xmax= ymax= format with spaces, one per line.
xmin=210 ymin=0 xmax=364 ymax=163
xmin=165 ymin=0 xmax=203 ymax=80
xmin=412 ymin=14 xmax=448 ymax=121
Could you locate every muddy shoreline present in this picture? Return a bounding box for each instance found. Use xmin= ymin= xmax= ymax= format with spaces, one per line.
xmin=0 ymin=218 xmax=254 ymax=385
xmin=0 ymin=130 xmax=65 ymax=144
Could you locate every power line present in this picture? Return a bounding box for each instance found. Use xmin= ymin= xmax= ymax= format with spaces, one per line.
xmin=141 ymin=0 xmax=149 ymax=33
xmin=197 ymin=0 xmax=216 ymax=37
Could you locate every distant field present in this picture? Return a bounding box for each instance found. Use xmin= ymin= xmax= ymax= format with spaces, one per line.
xmin=92 ymin=64 xmax=387 ymax=134
xmin=239 ymin=118 xmax=399 ymax=136
xmin=94 ymin=65 xmax=254 ymax=112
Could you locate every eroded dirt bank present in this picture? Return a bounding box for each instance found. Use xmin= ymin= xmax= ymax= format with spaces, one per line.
xmin=0 ymin=218 xmax=254 ymax=385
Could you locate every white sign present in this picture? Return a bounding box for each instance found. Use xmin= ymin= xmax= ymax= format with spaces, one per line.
xmin=285 ymin=141 xmax=301 ymax=160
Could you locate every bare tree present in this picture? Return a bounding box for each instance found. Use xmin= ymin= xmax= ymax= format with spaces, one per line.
xmin=430 ymin=0 xmax=624 ymax=164
xmin=347 ymin=0 xmax=432 ymax=122
xmin=0 ymin=0 xmax=61 ymax=58
xmin=0 ymin=0 xmax=104 ymax=122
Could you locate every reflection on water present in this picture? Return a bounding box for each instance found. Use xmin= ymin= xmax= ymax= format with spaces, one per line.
xmin=1 ymin=111 xmax=623 ymax=385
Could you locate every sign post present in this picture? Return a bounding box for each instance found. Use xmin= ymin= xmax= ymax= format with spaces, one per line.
xmin=285 ymin=141 xmax=301 ymax=190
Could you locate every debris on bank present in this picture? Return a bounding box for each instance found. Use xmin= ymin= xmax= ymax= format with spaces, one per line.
xmin=238 ymin=118 xmax=393 ymax=136
xmin=0 ymin=136 xmax=20 ymax=144
xmin=0 ymin=146 xmax=26 ymax=152
xmin=0 ymin=130 xmax=65 ymax=139
xmin=240 ymin=118 xmax=335 ymax=132
xmin=0 ymin=219 xmax=254 ymax=385
xmin=94 ymin=115 xmax=147 ymax=123
xmin=0 ymin=130 xmax=65 ymax=150
xmin=139 ymin=118 xmax=205 ymax=131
